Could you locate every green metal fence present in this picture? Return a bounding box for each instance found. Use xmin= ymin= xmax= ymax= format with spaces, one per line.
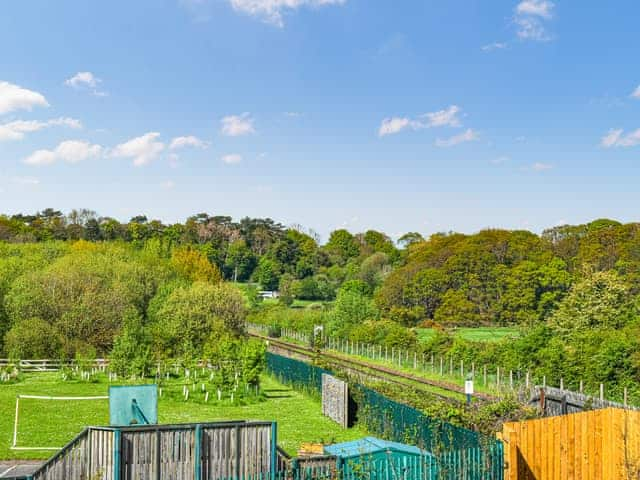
xmin=266 ymin=352 xmax=504 ymax=480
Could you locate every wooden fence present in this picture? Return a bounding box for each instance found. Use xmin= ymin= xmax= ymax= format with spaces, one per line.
xmin=501 ymin=408 xmax=640 ymax=479
xmin=0 ymin=359 xmax=109 ymax=372
xmin=29 ymin=421 xmax=275 ymax=480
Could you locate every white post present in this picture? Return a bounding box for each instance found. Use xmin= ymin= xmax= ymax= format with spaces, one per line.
xmin=600 ymin=383 xmax=604 ymax=401
xmin=12 ymin=396 xmax=20 ymax=447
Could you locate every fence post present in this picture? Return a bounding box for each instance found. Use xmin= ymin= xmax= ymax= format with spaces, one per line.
xmin=194 ymin=425 xmax=202 ymax=480
xmin=460 ymin=360 xmax=464 ymax=379
xmin=440 ymin=357 xmax=443 ymax=376
xmin=496 ymin=367 xmax=500 ymax=390
xmin=271 ymin=422 xmax=278 ymax=480
xmin=113 ymin=429 xmax=121 ymax=480
xmin=483 ymin=365 xmax=487 ymax=386
xmin=579 ymin=380 xmax=583 ymax=393
xmin=600 ymin=383 xmax=604 ymax=401
xmin=560 ymin=378 xmax=564 ymax=390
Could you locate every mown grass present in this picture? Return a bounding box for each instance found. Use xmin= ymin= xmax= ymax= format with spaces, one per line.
xmin=0 ymin=373 xmax=365 ymax=460
xmin=416 ymin=327 xmax=521 ymax=343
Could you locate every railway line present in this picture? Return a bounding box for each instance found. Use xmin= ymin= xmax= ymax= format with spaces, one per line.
xmin=249 ymin=332 xmax=497 ymax=403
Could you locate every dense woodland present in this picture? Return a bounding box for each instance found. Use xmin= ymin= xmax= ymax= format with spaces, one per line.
xmin=1 ymin=210 xmax=640 ymax=400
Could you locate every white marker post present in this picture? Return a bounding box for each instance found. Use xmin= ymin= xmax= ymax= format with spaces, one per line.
xmin=465 ymin=379 xmax=474 ymax=406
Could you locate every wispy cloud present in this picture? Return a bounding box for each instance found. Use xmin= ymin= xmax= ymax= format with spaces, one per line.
xmin=481 ymin=42 xmax=508 ymax=52
xmin=169 ymin=135 xmax=209 ymax=149
xmin=225 ymin=0 xmax=346 ymax=27
xmin=221 ymin=153 xmax=243 ymax=164
xmin=491 ymin=155 xmax=510 ymax=165
xmin=531 ymin=162 xmax=553 ymax=171
xmin=516 ymin=0 xmax=554 ymax=18
xmin=220 ymin=113 xmax=255 ymax=136
xmin=10 ymin=176 xmax=40 ymax=186
xmin=378 ymin=105 xmax=463 ymax=137
xmin=434 ymin=129 xmax=479 ymax=147
xmin=514 ymin=0 xmax=555 ymax=42
xmin=631 ymin=85 xmax=640 ymax=99
xmin=112 ymin=132 xmax=165 ymax=166
xmin=0 ymin=81 xmax=49 ymax=115
xmin=0 ymin=117 xmax=81 ymax=142
xmin=24 ymin=140 xmax=103 ymax=166
xmin=601 ymin=128 xmax=640 ymax=148
xmin=64 ymin=72 xmax=107 ymax=97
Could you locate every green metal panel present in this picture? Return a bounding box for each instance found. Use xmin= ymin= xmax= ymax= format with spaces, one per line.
xmin=194 ymin=425 xmax=202 ymax=480
xmin=113 ymin=429 xmax=121 ymax=480
xmin=109 ymin=385 xmax=158 ymax=426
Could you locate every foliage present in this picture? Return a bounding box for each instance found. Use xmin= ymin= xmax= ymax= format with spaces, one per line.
xmin=171 ymin=246 xmax=222 ymax=283
xmin=150 ymin=282 xmax=247 ymax=360
xmin=4 ymin=317 xmax=62 ymax=359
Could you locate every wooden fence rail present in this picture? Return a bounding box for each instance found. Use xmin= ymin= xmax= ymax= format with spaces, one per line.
xmin=501 ymin=407 xmax=640 ymax=480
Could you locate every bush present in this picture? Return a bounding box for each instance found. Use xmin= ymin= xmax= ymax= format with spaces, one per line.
xmin=4 ymin=318 xmax=61 ymax=359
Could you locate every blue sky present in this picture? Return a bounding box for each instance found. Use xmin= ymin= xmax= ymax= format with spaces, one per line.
xmin=1 ymin=0 xmax=639 ymax=241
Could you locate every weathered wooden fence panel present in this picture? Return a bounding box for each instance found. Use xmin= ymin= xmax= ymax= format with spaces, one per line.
xmin=529 ymin=386 xmax=639 ymax=417
xmin=321 ymin=374 xmax=349 ymax=428
xmin=29 ymin=421 xmax=274 ymax=480
xmin=501 ymin=408 xmax=640 ymax=479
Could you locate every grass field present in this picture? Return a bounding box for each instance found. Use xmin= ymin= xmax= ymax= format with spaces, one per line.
xmin=416 ymin=326 xmax=521 ymax=343
xmin=0 ymin=373 xmax=365 ymax=460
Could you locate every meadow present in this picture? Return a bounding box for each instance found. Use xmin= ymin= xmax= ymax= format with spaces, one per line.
xmin=0 ymin=373 xmax=365 ymax=460
xmin=416 ymin=327 xmax=521 ymax=344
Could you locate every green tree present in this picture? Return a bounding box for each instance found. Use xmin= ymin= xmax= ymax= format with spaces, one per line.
xmin=254 ymin=257 xmax=281 ymax=290
xmin=548 ymin=270 xmax=635 ymax=336
xmin=433 ymin=289 xmax=481 ymax=326
xmin=4 ymin=317 xmax=62 ymax=359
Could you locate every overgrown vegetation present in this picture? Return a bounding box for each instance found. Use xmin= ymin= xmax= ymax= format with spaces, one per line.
xmin=2 ymin=211 xmax=640 ymax=406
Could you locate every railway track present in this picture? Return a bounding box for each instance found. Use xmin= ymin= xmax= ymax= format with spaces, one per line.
xmin=249 ymin=332 xmax=497 ymax=403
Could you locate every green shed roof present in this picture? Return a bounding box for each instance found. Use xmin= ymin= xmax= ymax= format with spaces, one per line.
xmin=324 ymin=437 xmax=430 ymax=459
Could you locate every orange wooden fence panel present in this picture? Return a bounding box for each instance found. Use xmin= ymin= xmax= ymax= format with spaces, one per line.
xmin=501 ymin=408 xmax=640 ymax=479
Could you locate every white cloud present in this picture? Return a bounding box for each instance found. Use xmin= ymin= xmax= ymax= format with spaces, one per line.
xmin=64 ymin=72 xmax=107 ymax=96
xmin=601 ymin=128 xmax=640 ymax=148
xmin=23 ymin=150 xmax=57 ymax=166
xmin=481 ymin=42 xmax=508 ymax=52
xmin=227 ymin=0 xmax=346 ymax=27
xmin=516 ymin=0 xmax=554 ymax=18
xmin=112 ymin=132 xmax=165 ymax=166
xmin=0 ymin=81 xmax=49 ymax=115
xmin=220 ymin=113 xmax=255 ymax=136
xmin=422 ymin=105 xmax=462 ymax=128
xmin=514 ymin=1 xmax=554 ymax=41
xmin=631 ymin=85 xmax=640 ymax=99
xmin=378 ymin=117 xmax=412 ymax=137
xmin=24 ymin=140 xmax=103 ymax=166
xmin=434 ymin=129 xmax=479 ymax=147
xmin=169 ymin=135 xmax=208 ymax=149
xmin=531 ymin=162 xmax=553 ymax=171
xmin=0 ymin=117 xmax=82 ymax=142
xmin=378 ymin=105 xmax=463 ymax=137
xmin=221 ymin=153 xmax=243 ymax=164
xmin=65 ymin=72 xmax=99 ymax=88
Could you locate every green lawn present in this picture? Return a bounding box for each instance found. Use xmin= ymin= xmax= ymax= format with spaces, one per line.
xmin=0 ymin=373 xmax=365 ymax=460
xmin=416 ymin=326 xmax=521 ymax=343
